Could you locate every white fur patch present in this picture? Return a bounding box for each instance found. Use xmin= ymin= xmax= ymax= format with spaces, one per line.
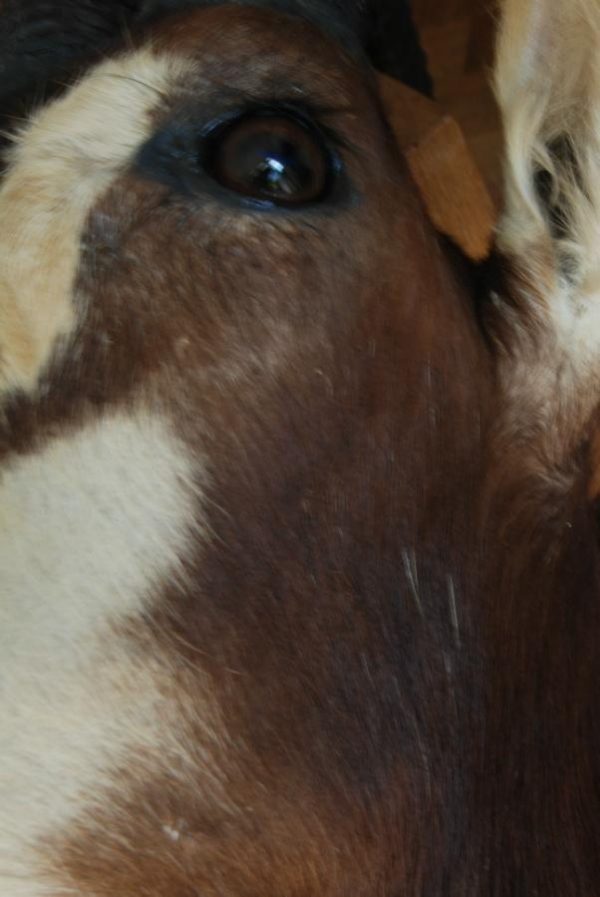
xmin=0 ymin=413 xmax=200 ymax=894
xmin=0 ymin=48 xmax=191 ymax=396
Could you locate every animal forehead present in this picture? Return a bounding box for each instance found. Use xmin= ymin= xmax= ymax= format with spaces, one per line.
xmin=143 ymin=2 xmax=368 ymax=84
xmin=138 ymin=0 xmax=369 ymax=50
xmin=137 ymin=4 xmax=374 ymax=122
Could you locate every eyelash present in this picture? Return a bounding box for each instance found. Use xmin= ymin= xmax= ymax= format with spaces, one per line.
xmin=196 ymin=91 xmax=354 ymax=154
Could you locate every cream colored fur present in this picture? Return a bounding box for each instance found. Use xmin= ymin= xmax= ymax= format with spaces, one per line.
xmin=0 ymin=45 xmax=207 ymax=895
xmin=495 ymin=0 xmax=600 ymax=272
xmin=494 ymin=0 xmax=600 ymax=460
xmin=0 ymin=412 xmax=204 ymax=894
xmin=0 ymin=48 xmax=191 ymax=395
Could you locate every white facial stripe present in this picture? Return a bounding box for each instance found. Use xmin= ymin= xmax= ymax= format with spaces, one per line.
xmin=0 ymin=48 xmax=192 ymax=396
xmin=0 ymin=412 xmax=201 ymax=891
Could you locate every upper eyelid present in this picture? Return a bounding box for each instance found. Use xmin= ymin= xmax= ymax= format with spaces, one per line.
xmin=167 ymin=78 xmax=362 ymax=156
xmin=230 ymin=98 xmax=362 ymax=159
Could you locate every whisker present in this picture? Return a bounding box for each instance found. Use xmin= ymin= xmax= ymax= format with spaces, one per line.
xmin=402 ymin=547 xmax=424 ymax=618
xmin=447 ymin=574 xmax=461 ymax=649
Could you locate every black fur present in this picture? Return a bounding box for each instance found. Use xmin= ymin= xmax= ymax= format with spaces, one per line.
xmin=366 ymin=1 xmax=432 ymax=96
xmin=0 ymin=1 xmax=139 ymax=144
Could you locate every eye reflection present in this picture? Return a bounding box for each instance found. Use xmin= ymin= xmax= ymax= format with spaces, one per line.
xmin=203 ymin=110 xmax=335 ymax=206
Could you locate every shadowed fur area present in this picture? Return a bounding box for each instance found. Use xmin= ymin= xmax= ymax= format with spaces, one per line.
xmin=0 ymin=0 xmax=141 ymax=147
xmin=1 ymin=1 xmax=600 ymax=895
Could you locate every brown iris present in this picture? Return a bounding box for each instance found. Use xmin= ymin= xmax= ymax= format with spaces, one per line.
xmin=204 ymin=110 xmax=333 ymax=206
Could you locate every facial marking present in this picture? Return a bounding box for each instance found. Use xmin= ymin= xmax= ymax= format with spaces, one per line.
xmin=0 ymin=48 xmax=191 ymax=397
xmin=0 ymin=411 xmax=202 ymax=891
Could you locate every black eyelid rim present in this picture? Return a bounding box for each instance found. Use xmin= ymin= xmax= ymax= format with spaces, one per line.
xmin=136 ymin=98 xmax=357 ymax=212
xmin=197 ymin=97 xmax=351 ymax=156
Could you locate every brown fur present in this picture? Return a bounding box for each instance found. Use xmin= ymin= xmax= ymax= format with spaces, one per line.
xmin=2 ymin=4 xmax=600 ymax=896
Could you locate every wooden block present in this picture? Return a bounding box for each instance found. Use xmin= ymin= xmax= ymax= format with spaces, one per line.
xmin=378 ymin=74 xmax=496 ymax=260
xmin=465 ymin=6 xmax=496 ymax=72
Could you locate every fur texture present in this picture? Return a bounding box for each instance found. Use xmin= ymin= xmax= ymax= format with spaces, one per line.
xmin=2 ymin=1 xmax=600 ymax=895
xmin=0 ymin=48 xmax=190 ymax=394
xmin=493 ymin=0 xmax=600 ymax=471
xmin=0 ymin=413 xmax=203 ymax=893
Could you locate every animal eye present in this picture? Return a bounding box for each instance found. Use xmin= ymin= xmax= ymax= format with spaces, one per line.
xmin=202 ymin=110 xmax=335 ymax=206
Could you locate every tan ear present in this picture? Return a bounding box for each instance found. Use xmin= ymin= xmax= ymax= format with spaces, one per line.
xmin=494 ymin=0 xmax=600 ymax=291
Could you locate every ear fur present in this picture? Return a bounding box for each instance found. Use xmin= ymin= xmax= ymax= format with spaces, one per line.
xmin=495 ymin=0 xmax=600 ymax=294
xmin=490 ymin=0 xmax=600 ymax=470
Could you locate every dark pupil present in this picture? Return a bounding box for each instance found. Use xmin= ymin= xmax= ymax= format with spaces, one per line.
xmin=211 ymin=115 xmax=328 ymax=205
xmin=228 ymin=132 xmax=311 ymax=197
